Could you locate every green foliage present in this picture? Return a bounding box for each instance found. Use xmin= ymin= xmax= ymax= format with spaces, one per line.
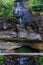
xmin=0 ymin=56 xmax=4 ymax=62
xmin=39 ymin=56 xmax=43 ymax=65
xmin=27 ymin=0 xmax=43 ymax=12
xmin=29 ymin=0 xmax=43 ymax=7
xmin=0 ymin=0 xmax=15 ymax=17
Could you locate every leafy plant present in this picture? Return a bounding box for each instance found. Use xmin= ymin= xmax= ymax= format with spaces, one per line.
xmin=0 ymin=0 xmax=15 ymax=17
xmin=29 ymin=0 xmax=43 ymax=7
xmin=0 ymin=56 xmax=4 ymax=62
xmin=39 ymin=56 xmax=43 ymax=65
xmin=27 ymin=0 xmax=43 ymax=12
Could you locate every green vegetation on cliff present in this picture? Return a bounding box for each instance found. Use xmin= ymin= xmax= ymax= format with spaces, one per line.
xmin=0 ymin=0 xmax=15 ymax=17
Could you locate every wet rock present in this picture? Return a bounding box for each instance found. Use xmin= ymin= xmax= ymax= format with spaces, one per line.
xmin=27 ymin=32 xmax=42 ymax=40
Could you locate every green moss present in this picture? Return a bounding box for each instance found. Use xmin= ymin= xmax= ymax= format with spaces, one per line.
xmin=15 ymin=47 xmax=32 ymax=53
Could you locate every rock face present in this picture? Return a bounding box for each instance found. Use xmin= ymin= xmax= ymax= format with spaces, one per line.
xmin=0 ymin=1 xmax=43 ymax=41
xmin=0 ymin=1 xmax=43 ymax=53
xmin=34 ymin=14 xmax=43 ymax=33
xmin=0 ymin=17 xmax=16 ymax=30
xmin=13 ymin=1 xmax=43 ymax=40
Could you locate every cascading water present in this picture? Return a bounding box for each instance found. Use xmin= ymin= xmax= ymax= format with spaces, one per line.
xmin=13 ymin=0 xmax=42 ymax=40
